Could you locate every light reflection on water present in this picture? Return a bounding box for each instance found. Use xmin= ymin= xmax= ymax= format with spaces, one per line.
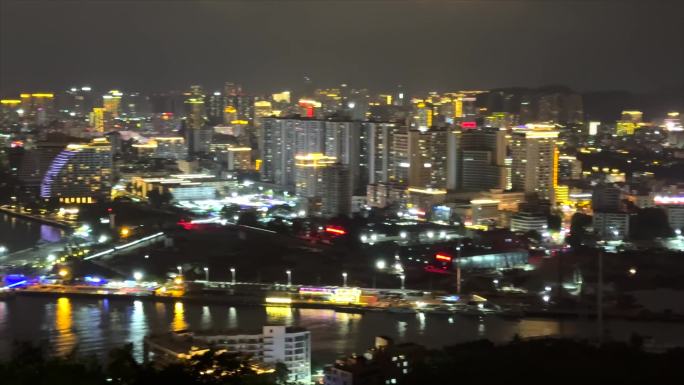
xmin=227 ymin=306 xmax=237 ymax=329
xmin=0 ymin=297 xmax=684 ymax=365
xmin=172 ymin=302 xmax=187 ymax=331
xmin=0 ymin=214 xmax=64 ymax=252
xmin=265 ymin=306 xmax=293 ymax=323
xmin=54 ymin=297 xmax=76 ymax=356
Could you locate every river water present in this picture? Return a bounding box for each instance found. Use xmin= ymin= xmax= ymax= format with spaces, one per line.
xmin=2 ymin=215 xmax=684 ymax=367
xmin=0 ymin=212 xmax=65 ymax=253
xmin=2 ymin=296 xmax=684 ymax=367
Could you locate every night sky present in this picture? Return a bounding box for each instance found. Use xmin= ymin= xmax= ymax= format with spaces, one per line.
xmin=1 ymin=0 xmax=683 ymax=95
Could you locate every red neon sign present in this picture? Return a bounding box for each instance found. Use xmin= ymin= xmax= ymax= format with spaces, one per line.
xmin=435 ymin=253 xmax=452 ymax=262
xmin=461 ymin=121 xmax=477 ymax=129
xmin=325 ymin=226 xmax=347 ymax=235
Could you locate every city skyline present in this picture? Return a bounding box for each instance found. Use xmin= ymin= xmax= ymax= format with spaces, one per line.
xmin=1 ymin=0 xmax=683 ymax=95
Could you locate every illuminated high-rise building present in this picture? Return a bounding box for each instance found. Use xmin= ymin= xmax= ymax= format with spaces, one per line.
xmin=102 ymin=90 xmax=123 ymax=118
xmin=411 ymin=101 xmax=433 ymax=130
xmin=294 ymin=153 xmax=337 ymax=198
xmin=446 ymin=128 xmax=507 ymax=192
xmin=185 ymin=86 xmax=206 ymax=130
xmin=0 ymin=134 xmax=9 ymax=169
xmin=254 ymin=100 xmax=273 ymax=119
xmin=153 ymin=137 xmax=187 ymax=159
xmin=389 ymin=125 xmax=409 ymax=185
xmin=40 ymin=138 xmax=112 ymax=203
xmin=222 ymin=95 xmax=254 ymax=123
xmin=0 ymin=99 xmax=22 ymax=125
xmin=295 ymin=153 xmax=351 ymax=217
xmin=17 ymin=142 xmax=68 ymax=189
xmin=558 ymin=155 xmax=582 ymax=181
xmin=63 ymin=86 xmax=95 ymax=118
xmin=272 ymin=91 xmax=291 ymax=104
xmin=20 ymin=93 xmax=55 ymax=125
xmin=324 ymin=121 xmax=361 ymax=192
xmin=210 ymin=141 xmax=252 ymax=171
xmin=184 ymin=86 xmax=207 ymax=155
xmin=89 ymin=107 xmax=105 ymax=133
xmin=408 ymin=127 xmax=448 ymax=189
xmin=510 ymin=124 xmax=559 ymax=202
xmin=587 ymin=121 xmax=601 ymax=136
xmin=459 ymin=91 xmax=485 ymax=120
xmin=664 ymin=112 xmax=684 ymax=148
xmin=363 ymin=122 xmax=400 ymax=185
xmin=205 ymin=91 xmax=227 ymax=125
xmin=616 ymin=110 xmax=643 ymax=136
xmin=260 ymin=118 xmax=326 ymax=189
xmin=223 ymin=105 xmax=238 ymax=124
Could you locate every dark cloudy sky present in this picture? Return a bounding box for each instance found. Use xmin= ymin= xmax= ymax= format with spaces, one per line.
xmin=1 ymin=0 xmax=683 ymax=96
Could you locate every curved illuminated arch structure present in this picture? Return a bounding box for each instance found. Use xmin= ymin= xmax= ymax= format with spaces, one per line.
xmin=40 ymin=148 xmax=78 ymax=198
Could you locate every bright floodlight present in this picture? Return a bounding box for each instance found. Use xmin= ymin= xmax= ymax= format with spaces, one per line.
xmin=133 ymin=271 xmax=144 ymax=281
xmin=376 ymin=259 xmax=386 ymax=270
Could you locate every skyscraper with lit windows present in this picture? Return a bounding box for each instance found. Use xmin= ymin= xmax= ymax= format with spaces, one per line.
xmin=510 ymin=124 xmax=559 ymax=202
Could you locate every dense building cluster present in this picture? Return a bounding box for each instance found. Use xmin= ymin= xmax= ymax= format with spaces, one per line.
xmin=1 ymin=82 xmax=683 ymax=240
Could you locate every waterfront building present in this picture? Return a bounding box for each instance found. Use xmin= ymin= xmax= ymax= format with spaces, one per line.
xmin=146 ymin=326 xmax=311 ymax=384
xmin=40 ymin=138 xmax=112 ymax=203
xmin=324 ymin=336 xmax=424 ymax=385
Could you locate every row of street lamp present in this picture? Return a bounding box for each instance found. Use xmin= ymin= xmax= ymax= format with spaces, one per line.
xmin=167 ymin=266 xmax=406 ymax=289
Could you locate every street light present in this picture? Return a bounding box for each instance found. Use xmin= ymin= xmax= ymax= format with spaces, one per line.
xmin=230 ymin=267 xmax=236 ymax=285
xmin=399 ymin=274 xmax=405 ymax=290
xmin=375 ymin=259 xmax=386 ymax=270
xmin=203 ymin=267 xmax=209 ymax=282
xmin=177 ymin=265 xmax=182 ymax=276
xmin=342 ymin=272 xmax=348 ymax=287
xmin=120 ymin=227 xmax=130 ymax=238
xmin=286 ymin=270 xmax=292 ymax=286
xmin=133 ymin=271 xmax=144 ymax=281
xmin=58 ymin=268 xmax=69 ymax=278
